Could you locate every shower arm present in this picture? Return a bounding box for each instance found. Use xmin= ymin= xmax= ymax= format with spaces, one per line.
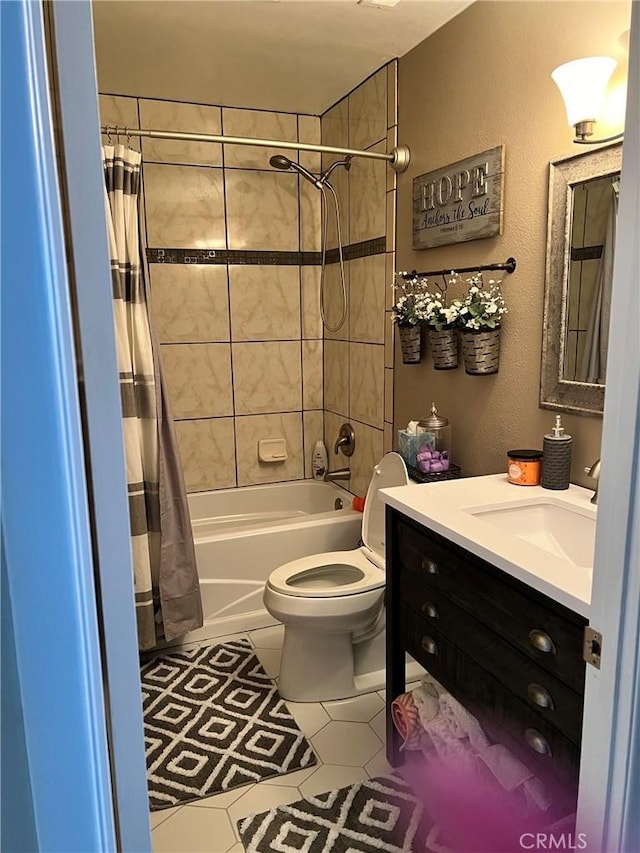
xmin=101 ymin=125 xmax=411 ymax=172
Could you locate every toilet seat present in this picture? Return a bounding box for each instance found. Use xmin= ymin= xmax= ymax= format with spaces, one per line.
xmin=267 ymin=547 xmax=384 ymax=598
xmin=266 ymin=453 xmax=408 ymax=600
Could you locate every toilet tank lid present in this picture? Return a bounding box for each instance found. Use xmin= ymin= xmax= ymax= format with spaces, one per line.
xmin=362 ymin=452 xmax=409 ymax=562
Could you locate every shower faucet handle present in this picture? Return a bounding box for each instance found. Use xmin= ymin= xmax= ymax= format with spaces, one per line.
xmin=334 ymin=423 xmax=356 ymax=457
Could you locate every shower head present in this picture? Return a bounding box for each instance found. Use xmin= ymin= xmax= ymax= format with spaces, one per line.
xmin=269 ymin=154 xmax=322 ymax=189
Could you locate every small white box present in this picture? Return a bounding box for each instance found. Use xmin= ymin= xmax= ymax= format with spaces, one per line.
xmin=258 ymin=438 xmax=288 ymax=463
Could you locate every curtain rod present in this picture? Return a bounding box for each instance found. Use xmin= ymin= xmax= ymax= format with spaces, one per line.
xmin=101 ymin=125 xmax=411 ymax=172
xmin=402 ymin=257 xmax=517 ymax=279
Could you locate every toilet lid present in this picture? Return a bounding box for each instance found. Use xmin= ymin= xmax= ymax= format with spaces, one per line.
xmin=267 ymin=549 xmax=385 ymax=598
xmin=362 ymin=452 xmax=409 ymax=562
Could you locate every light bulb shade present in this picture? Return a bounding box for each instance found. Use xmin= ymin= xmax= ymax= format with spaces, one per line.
xmin=551 ymin=57 xmax=617 ymax=128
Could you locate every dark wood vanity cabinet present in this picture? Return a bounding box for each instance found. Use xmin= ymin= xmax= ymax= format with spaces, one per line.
xmin=385 ymin=508 xmax=588 ymax=794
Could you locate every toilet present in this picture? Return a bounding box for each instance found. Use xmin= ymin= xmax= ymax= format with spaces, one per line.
xmin=264 ymin=452 xmax=421 ymax=702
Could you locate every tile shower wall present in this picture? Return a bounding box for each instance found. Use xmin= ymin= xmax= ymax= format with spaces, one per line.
xmin=99 ymin=95 xmax=324 ymax=492
xmin=320 ymin=63 xmax=398 ymax=497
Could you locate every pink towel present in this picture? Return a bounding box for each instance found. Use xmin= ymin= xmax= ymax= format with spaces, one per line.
xmin=391 ymin=692 xmax=424 ymax=751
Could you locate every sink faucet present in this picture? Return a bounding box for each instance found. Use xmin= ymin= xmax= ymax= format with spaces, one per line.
xmin=324 ymin=468 xmax=350 ymax=482
xmin=584 ymin=458 xmax=601 ymax=504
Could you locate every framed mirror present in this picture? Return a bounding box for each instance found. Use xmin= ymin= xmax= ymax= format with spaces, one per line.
xmin=540 ymin=143 xmax=622 ymax=416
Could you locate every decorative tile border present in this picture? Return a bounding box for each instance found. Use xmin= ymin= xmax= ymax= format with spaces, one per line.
xmin=146 ymin=237 xmax=386 ymax=267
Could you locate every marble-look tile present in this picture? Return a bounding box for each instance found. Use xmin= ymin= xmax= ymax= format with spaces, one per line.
xmin=161 ymin=343 xmax=232 ymax=418
xmin=149 ymin=264 xmax=230 ymax=343
xmin=301 ymin=266 xmax=322 ymax=339
xmin=365 ymin=748 xmax=393 ymax=779
xmin=349 ymin=143 xmax=386 ymax=245
xmin=349 ymin=343 xmax=384 ymax=428
xmin=324 ymin=411 xmax=351 ymax=482
xmin=303 ymin=410 xmax=324 ymax=478
xmin=303 ymin=340 xmax=323 ymax=411
xmin=324 ymin=160 xmax=349 ymax=252
xmin=300 ymin=179 xmax=321 ymax=252
xmin=232 ymin=342 xmax=302 ymax=415
xmin=349 ymin=422 xmax=383 ymax=497
xmin=323 ymin=262 xmax=350 ymax=342
xmin=385 ymin=313 xmax=395 ymax=368
xmin=175 ymin=418 xmax=236 ymax=491
xmin=384 ymin=367 xmax=393 ymax=424
xmin=349 ymin=68 xmax=387 ymax=151
xmin=151 ymin=804 xmax=235 ymax=853
xmin=387 ymin=60 xmax=398 ymax=129
xmin=384 ymin=421 xmax=393 ymax=454
xmin=144 ymin=165 xmax=225 ymax=249
xmin=386 ymin=189 xmax=396 ymax=252
xmin=349 ymin=254 xmax=385 ymax=344
xmin=254 ymin=647 xmax=282 ymax=679
xmin=225 ymin=170 xmax=298 ymax=251
xmin=222 ymin=108 xmax=297 ymax=169
xmin=324 ymin=340 xmax=349 ymax=417
xmin=298 ymin=114 xmax=321 ymax=173
xmin=322 ymin=99 xmax=349 ymax=250
xmin=229 ymin=265 xmax=300 ymax=341
xmin=98 ymin=94 xmax=140 ymax=150
xmin=370 ymin=707 xmax=387 ymax=742
xmin=385 ymin=252 xmax=396 ymax=312
xmin=322 ymin=98 xmax=348 ymax=151
xmin=139 ymin=99 xmax=222 ymax=165
xmin=149 ymin=804 xmax=181 ymax=830
xmin=235 ymin=413 xmax=303 ymax=486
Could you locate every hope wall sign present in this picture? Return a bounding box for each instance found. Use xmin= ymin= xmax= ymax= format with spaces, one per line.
xmin=412 ymin=145 xmax=505 ymax=250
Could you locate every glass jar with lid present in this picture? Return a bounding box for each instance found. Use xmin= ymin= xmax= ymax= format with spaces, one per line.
xmin=416 ymin=402 xmax=452 ymax=473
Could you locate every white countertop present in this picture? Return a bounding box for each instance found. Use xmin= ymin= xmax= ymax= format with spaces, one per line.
xmin=381 ymin=473 xmax=594 ymax=617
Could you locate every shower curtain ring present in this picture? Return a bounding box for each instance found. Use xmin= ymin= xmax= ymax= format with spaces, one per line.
xmin=106 ymin=125 xmax=113 ymax=143
xmin=125 ymin=126 xmax=132 ymax=148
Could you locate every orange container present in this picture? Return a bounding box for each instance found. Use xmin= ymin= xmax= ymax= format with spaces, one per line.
xmin=507 ymin=449 xmax=543 ymax=486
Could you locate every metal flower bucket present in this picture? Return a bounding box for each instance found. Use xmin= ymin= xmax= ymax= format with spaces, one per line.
xmin=428 ymin=326 xmax=458 ymax=370
xmin=460 ymin=327 xmax=501 ymax=375
xmin=398 ymin=324 xmax=422 ymax=364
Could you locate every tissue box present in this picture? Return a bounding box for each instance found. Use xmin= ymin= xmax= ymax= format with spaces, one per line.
xmin=397 ymin=430 xmax=419 ymax=467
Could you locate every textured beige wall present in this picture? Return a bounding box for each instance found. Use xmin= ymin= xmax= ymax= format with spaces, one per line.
xmin=396 ymin=1 xmax=630 ymax=487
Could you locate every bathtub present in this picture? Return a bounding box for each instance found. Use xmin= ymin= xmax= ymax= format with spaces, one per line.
xmin=169 ymin=480 xmax=362 ymax=647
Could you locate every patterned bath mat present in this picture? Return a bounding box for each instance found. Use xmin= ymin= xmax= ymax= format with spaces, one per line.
xmin=141 ymin=639 xmax=316 ymax=810
xmin=237 ymin=773 xmax=434 ymax=853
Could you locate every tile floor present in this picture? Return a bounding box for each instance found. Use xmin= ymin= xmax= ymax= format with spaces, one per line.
xmin=150 ymin=624 xmax=403 ymax=853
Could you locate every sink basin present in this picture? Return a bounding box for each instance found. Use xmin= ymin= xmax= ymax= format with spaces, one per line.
xmin=468 ymin=501 xmax=595 ymax=569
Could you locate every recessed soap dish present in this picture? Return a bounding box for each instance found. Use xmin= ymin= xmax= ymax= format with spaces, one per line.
xmin=258 ymin=438 xmax=288 ymax=463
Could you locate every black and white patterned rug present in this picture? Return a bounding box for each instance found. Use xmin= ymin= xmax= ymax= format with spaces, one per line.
xmin=237 ymin=774 xmax=434 ymax=853
xmin=141 ymin=639 xmax=317 ymax=810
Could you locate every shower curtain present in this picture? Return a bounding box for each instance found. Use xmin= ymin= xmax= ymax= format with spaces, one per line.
xmin=103 ymin=143 xmax=202 ymax=650
xmin=577 ymin=180 xmax=620 ymax=385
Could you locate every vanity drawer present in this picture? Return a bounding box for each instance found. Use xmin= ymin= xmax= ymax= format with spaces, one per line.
xmin=400 ymin=606 xmax=580 ymax=788
xmin=400 ymin=571 xmax=583 ymax=744
xmin=395 ymin=516 xmax=586 ymax=693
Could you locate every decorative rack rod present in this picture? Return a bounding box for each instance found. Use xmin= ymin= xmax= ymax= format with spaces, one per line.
xmin=403 ymin=256 xmax=517 ymax=279
xmin=100 ymin=125 xmax=411 ymax=172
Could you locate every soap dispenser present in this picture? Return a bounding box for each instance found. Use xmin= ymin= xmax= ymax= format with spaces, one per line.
xmin=542 ymin=415 xmax=572 ymax=490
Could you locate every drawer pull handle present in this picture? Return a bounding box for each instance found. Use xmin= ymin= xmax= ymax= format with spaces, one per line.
xmin=422 ymin=557 xmax=439 ymax=575
xmin=527 ymin=683 xmax=555 ymax=711
xmin=421 ymin=602 xmax=439 ymax=619
xmin=528 ymin=629 xmax=557 ymax=655
xmin=524 ymin=728 xmax=552 ymax=757
xmin=421 ymin=636 xmax=438 ymax=655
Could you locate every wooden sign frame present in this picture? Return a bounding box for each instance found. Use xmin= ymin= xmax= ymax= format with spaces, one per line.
xmin=412 ymin=145 xmax=505 ymax=250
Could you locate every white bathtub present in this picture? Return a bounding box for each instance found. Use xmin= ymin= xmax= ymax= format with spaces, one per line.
xmin=168 ymin=481 xmax=362 ymax=647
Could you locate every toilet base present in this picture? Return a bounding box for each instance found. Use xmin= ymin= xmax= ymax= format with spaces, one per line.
xmin=277 ymin=624 xmax=424 ymax=702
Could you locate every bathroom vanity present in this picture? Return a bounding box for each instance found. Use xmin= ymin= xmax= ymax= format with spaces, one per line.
xmin=381 ymin=475 xmax=594 ymax=796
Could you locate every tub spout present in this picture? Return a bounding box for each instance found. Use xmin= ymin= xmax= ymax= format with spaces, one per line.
xmin=324 ymin=468 xmax=350 ymax=482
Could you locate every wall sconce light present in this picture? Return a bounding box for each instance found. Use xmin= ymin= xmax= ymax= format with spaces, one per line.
xmin=551 ymin=56 xmax=624 ymax=144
